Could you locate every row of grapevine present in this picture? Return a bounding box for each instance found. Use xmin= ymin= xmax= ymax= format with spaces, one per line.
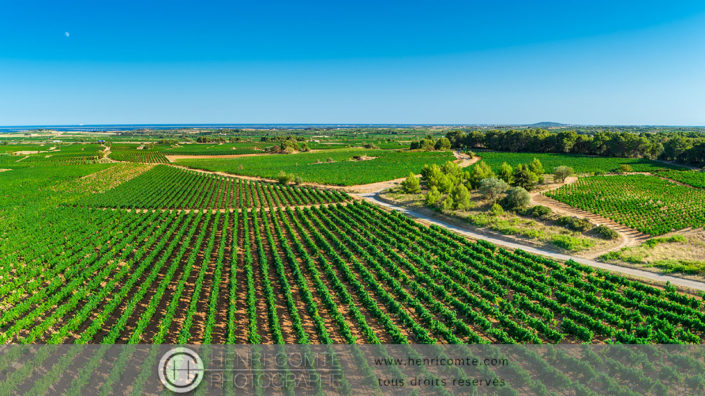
xmin=77 ymin=165 xmax=349 ymax=209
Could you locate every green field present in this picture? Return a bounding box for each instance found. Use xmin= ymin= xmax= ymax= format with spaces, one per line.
xmin=176 ymin=149 xmax=455 ymax=185
xmin=660 ymin=170 xmax=705 ymax=188
xmin=470 ymin=151 xmax=683 ymax=174
xmin=546 ymin=175 xmax=705 ymax=235
xmin=159 ymin=142 xmax=271 ymax=155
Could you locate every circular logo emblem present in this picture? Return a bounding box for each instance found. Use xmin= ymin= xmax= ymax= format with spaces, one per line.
xmin=158 ymin=347 xmax=205 ymax=393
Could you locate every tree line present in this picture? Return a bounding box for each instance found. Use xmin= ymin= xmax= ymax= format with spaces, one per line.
xmin=441 ymin=129 xmax=705 ymax=166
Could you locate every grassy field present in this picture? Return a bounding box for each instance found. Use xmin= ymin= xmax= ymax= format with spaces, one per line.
xmin=602 ymin=232 xmax=705 ymax=275
xmin=546 ymin=175 xmax=705 ymax=235
xmin=470 ymin=151 xmax=684 ymax=174
xmin=176 ymin=148 xmax=455 ymax=185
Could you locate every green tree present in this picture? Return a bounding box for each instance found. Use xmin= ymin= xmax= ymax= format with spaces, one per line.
xmin=529 ymin=158 xmax=545 ymax=175
xmin=424 ymin=187 xmax=442 ymax=206
xmin=513 ymin=164 xmax=539 ymax=191
xmin=553 ymin=166 xmax=574 ymax=183
xmin=439 ymin=195 xmax=455 ymax=211
xmin=498 ymin=162 xmax=514 ymax=184
xmin=420 ymin=164 xmax=443 ymax=188
xmin=469 ymin=161 xmax=495 ymax=189
xmin=400 ymin=172 xmax=421 ymax=193
xmin=452 ymin=184 xmax=472 ymax=210
xmin=478 ymin=177 xmax=509 ymax=203
xmin=434 ymin=137 xmax=452 ymax=151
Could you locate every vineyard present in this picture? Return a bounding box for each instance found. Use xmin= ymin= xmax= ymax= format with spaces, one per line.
xmin=2 ymin=200 xmax=705 ymax=346
xmin=470 ymin=151 xmax=683 ymax=174
xmin=659 ymin=170 xmax=705 ymax=188
xmin=108 ymin=150 xmax=169 ymax=163
xmin=77 ymin=165 xmax=350 ymax=209
xmin=176 ymin=148 xmax=455 ymax=185
xmin=546 ymin=175 xmax=705 ymax=235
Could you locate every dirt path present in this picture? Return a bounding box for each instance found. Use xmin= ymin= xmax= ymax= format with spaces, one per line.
xmin=529 ymin=176 xmax=650 ymax=257
xmin=0 ymin=169 xmax=11 ymax=172
xmin=357 ymin=191 xmax=705 ymax=293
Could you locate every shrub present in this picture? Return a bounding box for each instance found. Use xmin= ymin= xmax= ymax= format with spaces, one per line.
xmin=617 ymin=164 xmax=633 ymax=173
xmin=557 ymin=216 xmax=593 ymax=232
xmin=553 ymin=166 xmax=574 ymax=183
xmin=277 ymin=171 xmax=294 ymax=185
xmin=478 ymin=177 xmax=509 ymax=202
xmin=294 ymin=176 xmax=303 ymax=185
xmin=400 ymin=172 xmax=421 ymax=193
xmin=525 ymin=205 xmax=552 ymax=219
xmin=490 ymin=203 xmax=504 ymax=216
xmin=593 ymin=225 xmax=619 ymax=240
xmin=500 ymin=187 xmax=531 ymax=210
xmin=552 ymin=235 xmax=594 ymax=251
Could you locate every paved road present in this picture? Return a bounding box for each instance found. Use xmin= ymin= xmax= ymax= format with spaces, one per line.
xmin=358 ymin=192 xmax=705 ymax=292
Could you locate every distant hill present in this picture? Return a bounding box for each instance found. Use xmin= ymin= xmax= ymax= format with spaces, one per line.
xmin=526 ymin=122 xmax=568 ymax=128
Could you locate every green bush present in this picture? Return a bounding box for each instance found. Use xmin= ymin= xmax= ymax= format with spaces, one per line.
xmin=490 ymin=203 xmax=504 ymax=216
xmin=551 ymin=234 xmax=594 ymax=251
xmin=556 ymin=216 xmax=593 ymax=232
xmin=277 ymin=171 xmax=294 ymax=185
xmin=500 ymin=187 xmax=531 ymax=210
xmin=524 ymin=205 xmax=552 ymax=219
xmin=478 ymin=177 xmax=509 ymax=202
xmin=593 ymin=225 xmax=619 ymax=240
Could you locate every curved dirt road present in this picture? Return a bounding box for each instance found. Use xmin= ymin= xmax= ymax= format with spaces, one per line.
xmin=356 ymin=191 xmax=705 ymax=292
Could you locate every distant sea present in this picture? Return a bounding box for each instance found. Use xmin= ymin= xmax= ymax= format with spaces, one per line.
xmin=0 ymin=124 xmax=474 ymax=133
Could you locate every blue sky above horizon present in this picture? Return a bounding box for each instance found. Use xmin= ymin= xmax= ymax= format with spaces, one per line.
xmin=1 ymin=1 xmax=704 ymax=126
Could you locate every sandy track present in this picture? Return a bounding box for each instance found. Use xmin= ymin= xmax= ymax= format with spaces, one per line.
xmin=358 ymin=191 xmax=705 ymax=292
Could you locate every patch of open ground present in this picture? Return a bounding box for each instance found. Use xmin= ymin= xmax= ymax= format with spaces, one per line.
xmin=601 ymin=228 xmax=705 ymax=277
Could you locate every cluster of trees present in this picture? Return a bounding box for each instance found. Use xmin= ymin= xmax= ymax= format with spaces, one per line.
xmin=266 ymin=137 xmax=309 ymax=154
xmin=195 ymin=136 xmax=229 ymax=143
xmin=400 ymin=161 xmax=533 ymax=212
xmin=473 ymin=158 xmax=547 ymax=192
xmin=409 ymin=135 xmax=452 ymax=151
xmin=443 ymin=129 xmax=705 ymax=166
xmin=402 ymin=157 xmax=579 ymax=213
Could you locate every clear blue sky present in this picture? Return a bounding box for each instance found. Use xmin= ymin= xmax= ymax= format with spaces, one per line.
xmin=1 ymin=0 xmax=704 ymax=125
